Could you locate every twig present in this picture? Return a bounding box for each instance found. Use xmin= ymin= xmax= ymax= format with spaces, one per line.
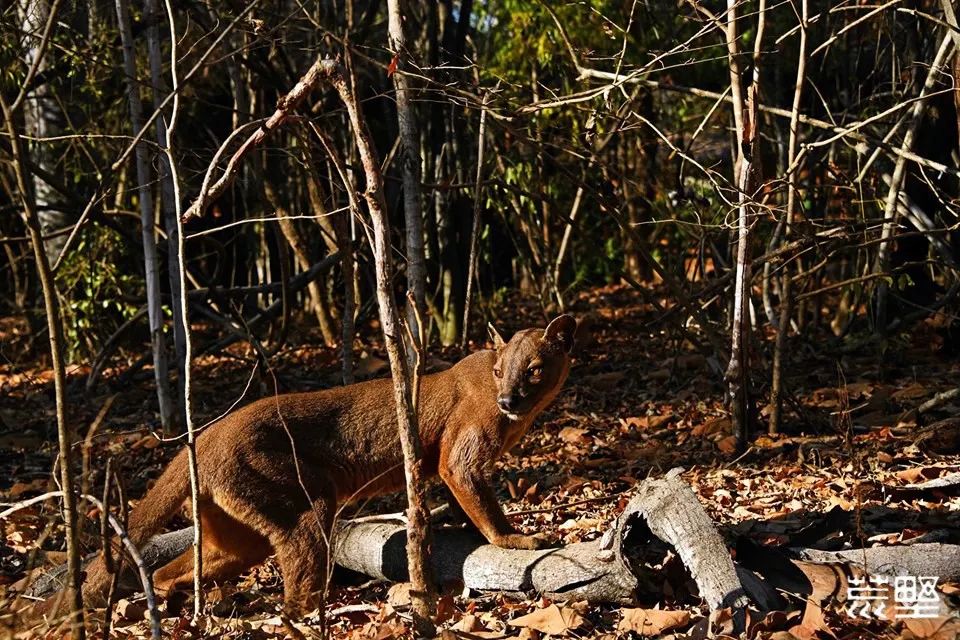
xmin=81 ymin=394 xmax=118 ymax=495
xmin=461 ymin=90 xmax=490 ymax=349
xmin=102 ymin=466 xmax=127 ymax=640
xmin=7 ymin=0 xmax=64 ymax=114
xmin=84 ymin=491 xmax=161 ymax=639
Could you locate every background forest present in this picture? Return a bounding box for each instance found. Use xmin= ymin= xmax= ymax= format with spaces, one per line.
xmin=3 ymin=0 xmax=960 ymax=638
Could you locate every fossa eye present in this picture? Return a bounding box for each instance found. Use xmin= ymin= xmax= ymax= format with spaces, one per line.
xmin=528 ymin=367 xmax=542 ymax=379
xmin=494 ymin=367 xmax=503 ymax=378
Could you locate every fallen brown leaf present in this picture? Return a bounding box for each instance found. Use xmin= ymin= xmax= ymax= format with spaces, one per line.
xmin=508 ymin=604 xmax=585 ymax=636
xmin=618 ymin=608 xmax=691 ymax=635
xmin=902 ymin=616 xmax=960 ymax=639
xmin=559 ymin=426 xmax=590 ymax=444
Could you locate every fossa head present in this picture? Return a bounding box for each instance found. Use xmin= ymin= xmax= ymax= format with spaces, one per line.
xmin=488 ymin=315 xmax=578 ymax=420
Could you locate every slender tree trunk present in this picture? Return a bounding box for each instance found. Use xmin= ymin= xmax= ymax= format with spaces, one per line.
xmin=115 ymin=0 xmax=175 ymax=431
xmin=1 ymin=95 xmax=85 ymax=638
xmin=265 ymin=179 xmax=338 ymax=345
xmin=724 ymin=0 xmax=764 ymax=452
xmin=387 ymin=0 xmax=427 ymax=353
xmin=307 ymin=128 xmax=356 ymax=383
xmin=19 ymin=0 xmax=72 ymax=265
xmin=143 ymin=0 xmax=204 ymax=616
xmin=335 ymin=205 xmax=356 ymax=385
xmin=324 ymin=61 xmax=436 ymax=637
xmin=770 ymin=0 xmax=808 ymax=435
xmin=145 ymin=0 xmax=186 ymax=415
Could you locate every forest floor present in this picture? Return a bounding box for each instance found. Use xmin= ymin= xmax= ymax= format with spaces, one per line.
xmin=2 ymin=283 xmax=960 ymax=639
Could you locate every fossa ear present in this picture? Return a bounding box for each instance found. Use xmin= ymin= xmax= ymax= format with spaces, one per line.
xmin=543 ymin=314 xmax=577 ymax=353
xmin=487 ymin=322 xmax=506 ymax=351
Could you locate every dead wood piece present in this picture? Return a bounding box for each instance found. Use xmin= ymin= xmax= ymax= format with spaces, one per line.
xmin=914 ymin=417 xmax=960 ymax=455
xmin=634 ymin=469 xmax=750 ymax=612
xmin=334 ymin=522 xmax=638 ymax=603
xmin=795 ymin=542 xmax=960 ymax=582
xmin=25 ymin=528 xmax=193 ymax=600
xmin=902 ymin=472 xmax=960 ymax=492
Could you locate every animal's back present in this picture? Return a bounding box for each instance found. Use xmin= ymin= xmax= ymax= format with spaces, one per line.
xmin=198 ymin=352 xmax=492 ymax=499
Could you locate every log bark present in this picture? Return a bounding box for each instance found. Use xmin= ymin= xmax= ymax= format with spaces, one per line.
xmin=334 ymin=518 xmax=637 ymax=603
xmin=634 ymin=469 xmax=750 ymax=611
xmin=796 ymin=543 xmax=960 ymax=582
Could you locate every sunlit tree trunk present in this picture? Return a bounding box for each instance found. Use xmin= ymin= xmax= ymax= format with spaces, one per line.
xmin=387 ymin=0 xmax=427 ymax=353
xmin=325 ymin=61 xmax=436 ymax=638
xmin=145 ymin=0 xmax=186 ymax=415
xmin=19 ymin=0 xmax=71 ymax=265
xmin=116 ymin=0 xmax=175 ymax=430
xmin=770 ymin=0 xmax=808 ymax=435
xmin=724 ymin=0 xmax=765 ymax=452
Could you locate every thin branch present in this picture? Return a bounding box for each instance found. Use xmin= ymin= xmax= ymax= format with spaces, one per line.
xmin=461 ymin=91 xmax=490 ymax=348
xmin=181 ymin=57 xmax=333 ymax=222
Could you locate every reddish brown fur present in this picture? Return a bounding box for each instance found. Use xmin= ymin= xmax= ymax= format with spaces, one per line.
xmin=54 ymin=315 xmax=578 ymax=619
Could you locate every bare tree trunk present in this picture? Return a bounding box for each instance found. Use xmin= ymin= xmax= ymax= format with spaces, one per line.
xmin=386 ymin=0 xmax=427 ymax=353
xmin=145 ymin=0 xmax=186 ymax=414
xmin=18 ymin=0 xmax=71 ymax=265
xmin=1 ymin=95 xmax=85 ymax=639
xmin=308 ymin=126 xmax=356 ymax=383
xmin=724 ymin=0 xmax=764 ymax=452
xmin=143 ymin=0 xmax=204 ymax=616
xmin=336 ymin=206 xmax=356 ymax=384
xmin=115 ymin=0 xmax=175 ymax=431
xmin=769 ymin=0 xmax=808 ymax=436
xmin=325 ymin=60 xmax=436 ymax=636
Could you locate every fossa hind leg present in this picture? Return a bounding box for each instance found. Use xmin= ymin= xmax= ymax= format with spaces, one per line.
xmin=211 ymin=463 xmax=338 ymax=618
xmin=153 ymin=501 xmax=270 ymax=608
xmin=273 ymin=494 xmax=335 ymax=616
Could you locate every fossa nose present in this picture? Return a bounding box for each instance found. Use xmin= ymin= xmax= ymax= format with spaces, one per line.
xmin=497 ymin=394 xmax=519 ymax=412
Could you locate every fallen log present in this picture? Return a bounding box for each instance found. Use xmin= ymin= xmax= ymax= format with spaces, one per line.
xmin=795 ymin=542 xmax=960 ymax=582
xmin=24 ymin=528 xmax=194 ymax=600
xmin=25 ymin=470 xmax=756 ymax=621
